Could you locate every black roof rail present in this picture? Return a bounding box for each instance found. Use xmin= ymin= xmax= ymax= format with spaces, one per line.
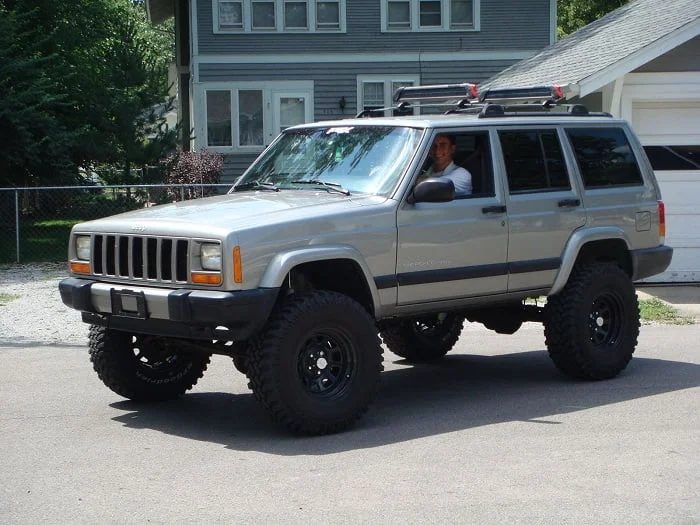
xmin=478 ymin=103 xmax=613 ymax=119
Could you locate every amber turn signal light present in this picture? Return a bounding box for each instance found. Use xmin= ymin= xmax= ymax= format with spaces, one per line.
xmin=191 ymin=272 xmax=222 ymax=285
xmin=70 ymin=261 xmax=91 ymax=274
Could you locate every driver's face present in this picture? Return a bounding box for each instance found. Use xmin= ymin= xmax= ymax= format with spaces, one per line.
xmin=430 ymin=136 xmax=456 ymax=171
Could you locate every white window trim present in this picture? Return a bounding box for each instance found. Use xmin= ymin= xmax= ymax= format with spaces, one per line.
xmin=195 ymin=81 xmax=314 ymax=153
xmin=357 ymin=75 xmax=421 ymax=115
xmin=213 ymin=0 xmax=346 ymax=33
xmin=380 ymin=0 xmax=480 ymax=32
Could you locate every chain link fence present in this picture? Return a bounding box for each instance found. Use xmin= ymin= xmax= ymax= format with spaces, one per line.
xmin=0 ymin=184 xmax=231 ymax=264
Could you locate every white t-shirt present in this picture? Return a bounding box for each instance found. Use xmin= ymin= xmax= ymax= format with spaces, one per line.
xmin=427 ymin=162 xmax=472 ymax=196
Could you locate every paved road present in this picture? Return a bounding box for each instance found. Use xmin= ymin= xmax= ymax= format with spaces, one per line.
xmin=1 ymin=324 xmax=698 ymax=524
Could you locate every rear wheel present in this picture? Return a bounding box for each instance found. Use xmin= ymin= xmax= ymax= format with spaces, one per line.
xmin=380 ymin=313 xmax=464 ymax=362
xmin=247 ymin=291 xmax=383 ymax=435
xmin=544 ymin=263 xmax=639 ymax=380
xmin=88 ymin=326 xmax=210 ymax=401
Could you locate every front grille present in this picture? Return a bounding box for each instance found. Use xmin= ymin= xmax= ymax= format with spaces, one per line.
xmin=92 ymin=235 xmax=190 ymax=283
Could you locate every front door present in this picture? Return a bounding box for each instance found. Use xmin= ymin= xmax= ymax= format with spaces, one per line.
xmin=396 ymin=130 xmax=509 ymax=305
xmin=272 ymin=93 xmax=312 ymax=139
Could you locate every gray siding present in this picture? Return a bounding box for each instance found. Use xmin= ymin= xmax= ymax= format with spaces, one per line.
xmin=204 ymin=59 xmax=520 ymax=181
xmin=634 ymin=36 xmax=700 ymax=73
xmin=196 ymin=0 xmax=551 ymax=54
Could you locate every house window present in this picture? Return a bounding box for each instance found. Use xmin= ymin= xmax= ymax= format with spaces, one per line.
xmin=214 ymin=0 xmax=345 ymax=32
xmin=200 ymin=82 xmax=314 ymax=152
xmin=382 ymin=0 xmax=477 ymax=31
xmin=357 ymin=76 xmax=420 ymax=116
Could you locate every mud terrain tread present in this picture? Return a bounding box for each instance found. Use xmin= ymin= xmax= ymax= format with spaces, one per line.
xmin=247 ymin=291 xmax=383 ymax=435
xmin=544 ymin=263 xmax=640 ymax=380
xmin=380 ymin=314 xmax=464 ymax=362
xmin=88 ymin=325 xmax=210 ymax=401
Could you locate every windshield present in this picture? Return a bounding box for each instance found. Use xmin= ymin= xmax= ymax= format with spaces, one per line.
xmin=232 ymin=125 xmax=423 ymax=196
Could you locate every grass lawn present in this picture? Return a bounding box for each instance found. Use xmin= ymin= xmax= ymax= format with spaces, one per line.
xmin=0 ymin=219 xmax=80 ymax=263
xmin=638 ymin=298 xmax=694 ymax=325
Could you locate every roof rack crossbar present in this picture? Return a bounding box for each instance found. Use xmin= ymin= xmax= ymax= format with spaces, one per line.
xmin=479 ymin=85 xmax=564 ymax=105
xmin=393 ymin=83 xmax=479 ymax=104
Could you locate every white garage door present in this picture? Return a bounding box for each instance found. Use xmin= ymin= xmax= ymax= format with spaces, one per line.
xmin=632 ymin=101 xmax=700 ymax=282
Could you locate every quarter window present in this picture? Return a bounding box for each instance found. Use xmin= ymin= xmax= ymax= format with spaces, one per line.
xmin=499 ymin=130 xmax=570 ymax=193
xmin=383 ymin=0 xmax=477 ymax=31
xmin=567 ymin=128 xmax=643 ymax=188
xmin=214 ymin=0 xmax=344 ymax=32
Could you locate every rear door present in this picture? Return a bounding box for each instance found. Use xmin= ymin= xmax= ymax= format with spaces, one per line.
xmin=495 ymin=127 xmax=586 ymax=292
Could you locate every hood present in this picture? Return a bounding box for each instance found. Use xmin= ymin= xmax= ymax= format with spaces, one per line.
xmin=73 ymin=191 xmax=388 ymax=237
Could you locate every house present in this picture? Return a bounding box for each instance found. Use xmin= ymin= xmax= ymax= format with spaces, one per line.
xmin=145 ymin=0 xmax=555 ymax=178
xmin=480 ymin=0 xmax=699 ymax=282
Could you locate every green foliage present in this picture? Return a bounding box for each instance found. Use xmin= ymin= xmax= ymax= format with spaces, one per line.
xmin=557 ymin=0 xmax=631 ymax=38
xmin=639 ymin=298 xmax=694 ymax=325
xmin=0 ymin=0 xmax=177 ymax=188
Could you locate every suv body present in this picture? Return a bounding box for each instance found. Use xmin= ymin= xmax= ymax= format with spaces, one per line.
xmin=60 ymin=85 xmax=672 ymax=434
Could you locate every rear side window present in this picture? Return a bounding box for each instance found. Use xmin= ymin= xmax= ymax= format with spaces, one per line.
xmin=498 ymin=130 xmax=570 ymax=193
xmin=566 ymin=127 xmax=643 ymax=188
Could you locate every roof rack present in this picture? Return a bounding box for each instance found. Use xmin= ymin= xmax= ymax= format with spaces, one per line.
xmin=354 ymin=83 xmax=611 ymax=119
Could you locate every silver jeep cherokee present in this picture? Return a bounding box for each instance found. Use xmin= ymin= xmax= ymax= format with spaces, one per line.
xmin=59 ymin=84 xmax=673 ymax=435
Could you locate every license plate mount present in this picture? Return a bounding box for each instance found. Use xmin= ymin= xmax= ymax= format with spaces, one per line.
xmin=110 ymin=289 xmax=148 ymax=319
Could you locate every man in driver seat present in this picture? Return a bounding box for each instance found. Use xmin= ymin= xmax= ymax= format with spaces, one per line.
xmin=419 ymin=133 xmax=472 ymax=197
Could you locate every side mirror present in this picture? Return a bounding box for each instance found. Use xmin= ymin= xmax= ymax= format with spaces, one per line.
xmin=411 ymin=178 xmax=456 ymax=203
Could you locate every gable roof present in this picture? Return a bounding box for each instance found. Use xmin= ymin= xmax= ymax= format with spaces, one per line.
xmin=480 ymin=0 xmax=700 ymax=98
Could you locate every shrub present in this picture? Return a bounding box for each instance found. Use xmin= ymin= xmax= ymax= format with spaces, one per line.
xmin=162 ymin=149 xmax=224 ymax=201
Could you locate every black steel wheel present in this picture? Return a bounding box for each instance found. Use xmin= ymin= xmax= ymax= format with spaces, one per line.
xmin=248 ymin=290 xmax=383 ymax=435
xmin=88 ymin=325 xmax=210 ymax=401
xmin=380 ymin=313 xmax=464 ymax=362
xmin=544 ymin=262 xmax=640 ymax=380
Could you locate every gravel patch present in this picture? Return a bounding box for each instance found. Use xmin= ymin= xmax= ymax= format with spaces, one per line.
xmin=0 ymin=263 xmax=88 ymax=347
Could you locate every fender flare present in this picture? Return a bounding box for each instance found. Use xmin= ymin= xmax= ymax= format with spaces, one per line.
xmin=549 ymin=227 xmax=631 ymax=296
xmin=258 ymin=244 xmax=382 ymax=315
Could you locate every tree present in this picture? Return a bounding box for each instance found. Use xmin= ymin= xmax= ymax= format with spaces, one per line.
xmin=0 ymin=0 xmax=176 ymax=187
xmin=557 ymin=0 xmax=631 ymax=38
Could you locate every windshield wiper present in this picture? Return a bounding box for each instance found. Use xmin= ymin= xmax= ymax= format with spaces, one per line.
xmin=290 ymin=179 xmax=351 ymax=196
xmin=233 ymin=180 xmax=280 ymax=192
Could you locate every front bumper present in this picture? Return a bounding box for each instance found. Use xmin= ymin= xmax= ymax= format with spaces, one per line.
xmin=59 ymin=277 xmax=279 ymax=341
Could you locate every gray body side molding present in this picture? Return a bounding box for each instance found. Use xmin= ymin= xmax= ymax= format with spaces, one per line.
xmin=258 ymin=244 xmax=382 ymax=316
xmin=549 ymin=227 xmax=631 ymax=296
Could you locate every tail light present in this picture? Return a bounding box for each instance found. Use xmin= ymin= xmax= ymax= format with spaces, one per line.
xmin=658 ymin=200 xmax=666 ymax=243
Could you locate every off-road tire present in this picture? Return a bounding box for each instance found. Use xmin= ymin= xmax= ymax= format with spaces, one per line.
xmin=88 ymin=325 xmax=210 ymax=401
xmin=380 ymin=313 xmax=464 ymax=362
xmin=544 ymin=262 xmax=640 ymax=380
xmin=247 ymin=290 xmax=383 ymax=435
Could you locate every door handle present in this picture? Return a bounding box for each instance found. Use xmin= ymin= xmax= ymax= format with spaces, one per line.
xmin=558 ymin=198 xmax=581 ymax=208
xmin=482 ymin=205 xmax=507 ymax=214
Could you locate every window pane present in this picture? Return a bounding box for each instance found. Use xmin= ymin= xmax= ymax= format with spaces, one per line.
xmin=392 ymin=81 xmax=415 ymax=115
xmin=451 ymin=0 xmax=473 ymax=28
xmin=285 ymin=1 xmax=307 ymax=28
xmin=388 ymin=1 xmax=410 ymax=29
xmin=316 ymin=1 xmax=340 ymax=29
xmin=252 ymin=1 xmax=275 ymax=29
xmin=207 ymin=91 xmax=232 ymax=147
xmin=420 ymin=0 xmax=441 ymax=27
xmin=219 ymin=1 xmax=243 ymax=29
xmin=279 ymin=97 xmax=306 ymax=132
xmin=567 ymin=128 xmax=643 ymax=188
xmin=643 ymin=145 xmax=700 ymax=171
xmin=500 ymin=131 xmax=570 ymax=193
xmin=363 ymin=82 xmax=384 ymax=110
xmin=239 ymin=90 xmax=264 ymax=146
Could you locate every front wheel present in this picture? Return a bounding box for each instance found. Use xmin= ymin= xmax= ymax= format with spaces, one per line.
xmin=247 ymin=291 xmax=383 ymax=435
xmin=544 ymin=263 xmax=640 ymax=380
xmin=88 ymin=326 xmax=210 ymax=401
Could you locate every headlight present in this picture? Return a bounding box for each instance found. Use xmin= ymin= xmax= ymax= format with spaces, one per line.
xmin=200 ymin=243 xmax=222 ymax=271
xmin=76 ymin=236 xmax=91 ymax=260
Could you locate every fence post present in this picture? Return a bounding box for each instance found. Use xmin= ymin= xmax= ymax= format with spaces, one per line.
xmin=14 ymin=189 xmax=20 ymax=263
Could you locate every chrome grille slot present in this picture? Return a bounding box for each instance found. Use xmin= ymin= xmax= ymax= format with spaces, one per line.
xmin=90 ymin=234 xmax=190 ymax=284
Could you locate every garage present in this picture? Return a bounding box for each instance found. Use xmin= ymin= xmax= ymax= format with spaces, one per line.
xmin=629 ymin=98 xmax=700 ymax=282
